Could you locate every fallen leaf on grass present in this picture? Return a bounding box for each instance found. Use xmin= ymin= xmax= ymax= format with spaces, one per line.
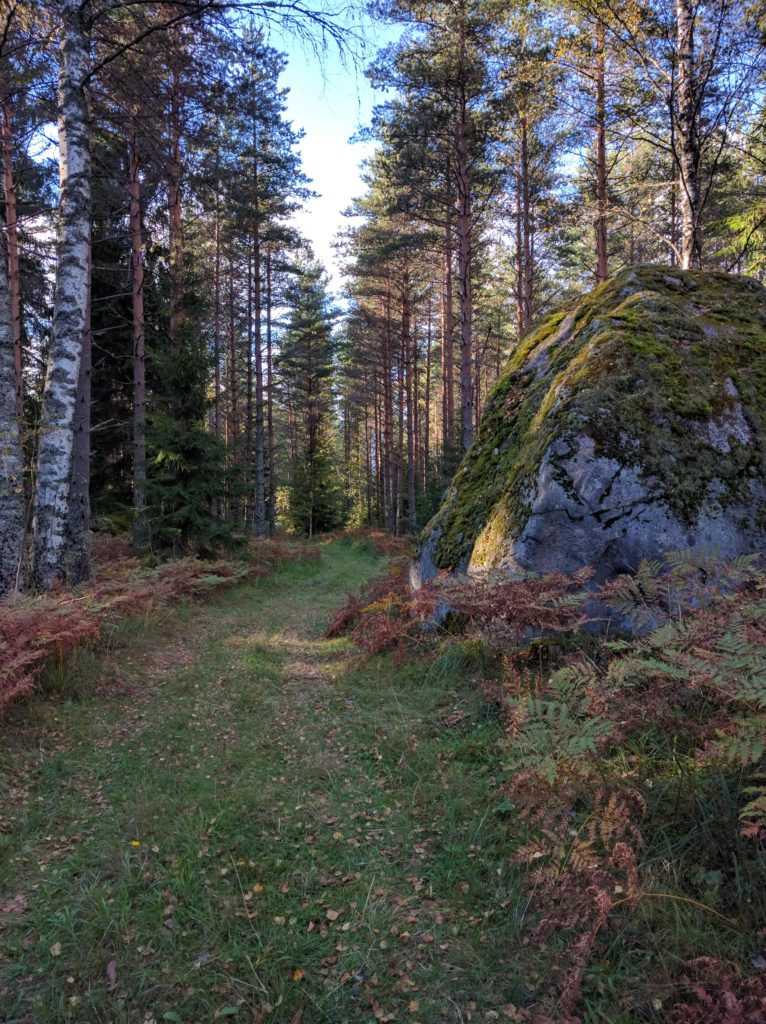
xmin=0 ymin=894 xmax=27 ymax=914
xmin=372 ymin=999 xmax=396 ymax=1022
xmin=106 ymin=959 xmax=117 ymax=988
xmin=325 ymin=909 xmax=340 ymax=922
xmin=50 ymin=942 xmax=62 ymax=957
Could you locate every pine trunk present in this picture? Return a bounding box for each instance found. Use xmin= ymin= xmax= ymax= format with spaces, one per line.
xmin=594 ymin=25 xmax=609 ymax=284
xmin=168 ymin=70 xmax=184 ymax=343
xmin=383 ymin=289 xmax=395 ymax=532
xmin=265 ymin=247 xmax=276 ymax=535
xmin=129 ymin=126 xmax=146 ymax=545
xmin=396 ymin=327 xmax=404 ymax=536
xmin=441 ymin=203 xmax=454 ymax=464
xmin=520 ymin=118 xmax=533 ymax=332
xmin=403 ymin=267 xmax=416 ymax=531
xmin=455 ymin=73 xmax=473 ymax=452
xmin=676 ymin=0 xmax=702 ymax=269
xmin=2 ymin=101 xmax=22 ymax=421
xmin=423 ymin=306 xmax=431 ymax=490
xmin=515 ymin=176 xmax=524 ymax=340
xmin=0 ymin=216 xmax=24 ymax=595
xmin=228 ymin=261 xmax=238 ymax=455
xmin=245 ymin=257 xmax=254 ymax=529
xmin=252 ymin=237 xmax=265 ymax=538
xmin=214 ymin=185 xmax=222 ymax=437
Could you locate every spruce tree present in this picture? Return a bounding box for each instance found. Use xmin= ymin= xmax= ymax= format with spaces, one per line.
xmin=278 ymin=257 xmax=342 ymax=536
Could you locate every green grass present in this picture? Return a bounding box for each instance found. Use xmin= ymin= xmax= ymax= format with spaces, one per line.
xmin=0 ymin=539 xmax=523 ymax=1024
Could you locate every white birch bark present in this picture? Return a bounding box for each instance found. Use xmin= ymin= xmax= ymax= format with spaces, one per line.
xmin=31 ymin=0 xmax=91 ymax=590
xmin=0 ymin=223 xmax=25 ymax=596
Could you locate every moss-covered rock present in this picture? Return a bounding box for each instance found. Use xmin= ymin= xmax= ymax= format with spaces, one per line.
xmin=412 ymin=265 xmax=766 ymax=586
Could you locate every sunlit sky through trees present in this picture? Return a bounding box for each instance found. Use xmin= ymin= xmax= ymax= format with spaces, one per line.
xmin=275 ymin=21 xmax=397 ymax=290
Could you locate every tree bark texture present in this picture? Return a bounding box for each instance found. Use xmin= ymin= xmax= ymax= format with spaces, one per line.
xmin=65 ymin=251 xmax=91 ymax=586
xmin=129 ymin=126 xmax=147 ymax=544
xmin=676 ymin=0 xmax=702 ymax=269
xmin=265 ymin=246 xmax=276 ymax=535
xmin=594 ymin=25 xmax=609 ymax=284
xmin=2 ymin=101 xmax=22 ymax=421
xmin=455 ymin=70 xmax=473 ymax=452
xmin=0 ymin=219 xmax=24 ymax=596
xmin=32 ymin=0 xmax=91 ymax=591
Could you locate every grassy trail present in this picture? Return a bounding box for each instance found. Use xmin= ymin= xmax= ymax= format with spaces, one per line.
xmin=0 ymin=539 xmax=521 ymax=1024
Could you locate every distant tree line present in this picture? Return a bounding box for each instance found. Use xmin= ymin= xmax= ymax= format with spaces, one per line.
xmin=337 ymin=0 xmax=766 ymax=533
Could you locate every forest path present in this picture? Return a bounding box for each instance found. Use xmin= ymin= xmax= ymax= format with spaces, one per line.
xmin=0 ymin=540 xmax=522 ymax=1024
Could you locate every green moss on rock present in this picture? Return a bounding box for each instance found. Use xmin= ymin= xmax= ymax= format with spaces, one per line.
xmin=421 ymin=265 xmax=766 ymax=573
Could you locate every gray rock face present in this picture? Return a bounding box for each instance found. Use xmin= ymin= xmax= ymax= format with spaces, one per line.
xmin=481 ymin=435 xmax=766 ymax=582
xmin=411 ymin=265 xmax=766 ymax=594
xmin=408 ymin=526 xmax=442 ymax=590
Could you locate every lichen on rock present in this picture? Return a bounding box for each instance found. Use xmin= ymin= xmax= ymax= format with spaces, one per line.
xmin=414 ymin=265 xmax=766 ymax=584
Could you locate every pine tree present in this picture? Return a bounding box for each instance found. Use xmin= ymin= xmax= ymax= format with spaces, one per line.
xmin=278 ymin=256 xmax=342 ymax=536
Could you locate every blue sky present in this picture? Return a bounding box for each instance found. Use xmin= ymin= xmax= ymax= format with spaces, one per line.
xmin=270 ymin=19 xmax=399 ymax=289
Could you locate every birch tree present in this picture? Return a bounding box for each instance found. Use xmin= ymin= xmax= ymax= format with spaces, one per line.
xmin=31 ymin=0 xmax=91 ymax=591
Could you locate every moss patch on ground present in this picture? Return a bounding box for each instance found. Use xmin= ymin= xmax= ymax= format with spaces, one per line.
xmin=423 ymin=265 xmax=766 ymax=571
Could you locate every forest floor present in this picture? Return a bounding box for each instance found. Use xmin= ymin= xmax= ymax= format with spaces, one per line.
xmin=0 ymin=538 xmax=523 ymax=1024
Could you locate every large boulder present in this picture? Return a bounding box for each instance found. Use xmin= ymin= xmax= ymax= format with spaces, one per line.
xmin=412 ymin=265 xmax=766 ymax=588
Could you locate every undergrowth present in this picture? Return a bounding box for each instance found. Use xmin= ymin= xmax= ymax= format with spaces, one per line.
xmin=333 ymin=551 xmax=766 ymax=1022
xmin=0 ymin=535 xmax=320 ymax=717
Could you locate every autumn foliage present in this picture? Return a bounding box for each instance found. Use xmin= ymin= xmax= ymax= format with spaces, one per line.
xmin=336 ymin=551 xmax=766 ymax=1020
xmin=0 ymin=536 xmax=319 ymax=716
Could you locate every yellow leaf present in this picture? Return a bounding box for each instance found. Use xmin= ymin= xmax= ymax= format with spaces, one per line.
xmin=409 ymin=1001 xmax=420 ymax=1014
xmin=50 ymin=942 xmax=62 ymax=957
xmin=292 ymin=969 xmax=304 ymax=982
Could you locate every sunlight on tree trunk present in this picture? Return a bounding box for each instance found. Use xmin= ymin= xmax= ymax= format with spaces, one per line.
xmin=32 ymin=0 xmax=91 ymax=591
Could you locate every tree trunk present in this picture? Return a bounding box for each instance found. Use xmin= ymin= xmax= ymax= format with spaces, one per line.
xmin=396 ymin=325 xmax=404 ymax=536
xmin=245 ymin=255 xmax=254 ymax=529
xmin=383 ymin=289 xmax=395 ymax=532
xmin=228 ymin=258 xmax=238 ymax=456
xmin=515 ymin=175 xmax=524 ymax=341
xmin=520 ymin=117 xmax=533 ymax=332
xmin=2 ymin=101 xmax=22 ymax=421
xmin=403 ymin=266 xmax=416 ymax=531
xmin=32 ymin=1 xmax=90 ymax=591
xmin=129 ymin=125 xmax=146 ymax=545
xmin=455 ymin=72 xmax=473 ymax=452
xmin=65 ymin=247 xmax=91 ymax=586
xmin=214 ymin=180 xmax=222 ymax=437
xmin=0 ymin=216 xmax=24 ymax=595
xmin=168 ymin=69 xmax=184 ymax=343
xmin=364 ymin=405 xmax=372 ymax=525
xmin=252 ymin=241 xmax=265 ymax=537
xmin=676 ymin=0 xmax=702 ymax=269
xmin=265 ymin=246 xmax=276 ymax=535
xmin=594 ymin=24 xmax=609 ymax=284
xmin=441 ymin=199 xmax=454 ymax=464
xmin=424 ymin=303 xmax=431 ymax=490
